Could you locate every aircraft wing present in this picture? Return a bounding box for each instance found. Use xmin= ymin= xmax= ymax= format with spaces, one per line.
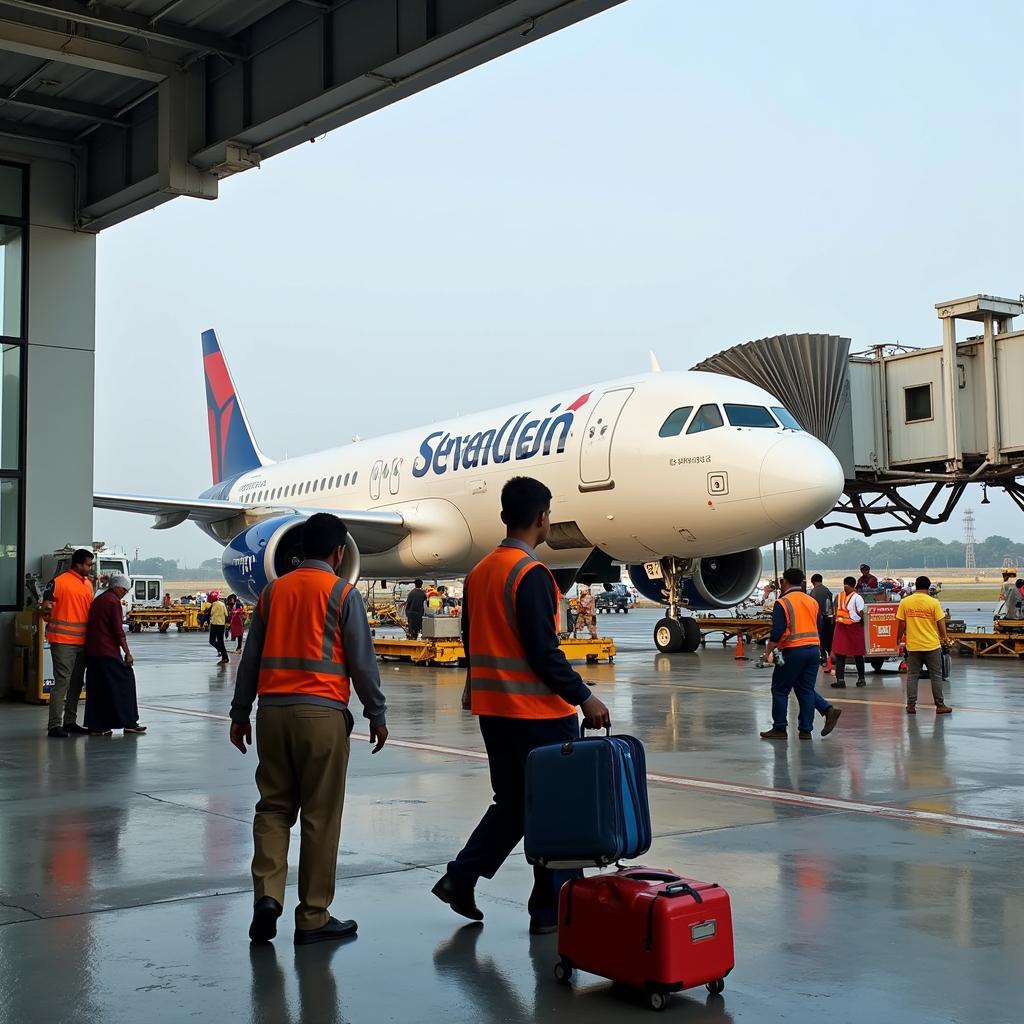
xmin=93 ymin=493 xmax=409 ymax=554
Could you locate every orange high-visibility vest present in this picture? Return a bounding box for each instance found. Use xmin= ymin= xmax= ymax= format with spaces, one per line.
xmin=45 ymin=571 xmax=93 ymax=646
xmin=467 ymin=546 xmax=576 ymax=720
xmin=777 ymin=590 xmax=821 ymax=649
xmin=835 ymin=590 xmax=856 ymax=626
xmin=257 ymin=567 xmax=353 ymax=703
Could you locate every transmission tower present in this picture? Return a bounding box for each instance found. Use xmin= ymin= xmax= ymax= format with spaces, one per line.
xmin=963 ymin=508 xmax=976 ymax=570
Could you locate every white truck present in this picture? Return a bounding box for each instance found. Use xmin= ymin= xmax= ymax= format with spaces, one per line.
xmin=38 ymin=544 xmax=163 ymax=616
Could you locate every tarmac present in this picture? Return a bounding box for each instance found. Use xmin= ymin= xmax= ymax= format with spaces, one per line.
xmin=1 ymin=606 xmax=1022 ymax=1024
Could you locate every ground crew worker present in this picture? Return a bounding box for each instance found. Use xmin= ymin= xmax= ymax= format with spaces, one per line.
xmin=405 ymin=579 xmax=426 ymax=638
xmin=999 ymin=569 xmax=1021 ymax=620
xmin=574 ymin=585 xmax=597 ymax=639
xmin=897 ymin=576 xmax=952 ymax=715
xmin=431 ymin=476 xmax=610 ymax=935
xmin=40 ymin=547 xmax=95 ymax=738
xmin=208 ymin=590 xmax=229 ymax=664
xmin=808 ymin=573 xmax=834 ymax=669
xmin=760 ymin=567 xmax=840 ymax=740
xmin=831 ymin=577 xmax=867 ymax=687
xmin=230 ymin=513 xmax=389 ymax=946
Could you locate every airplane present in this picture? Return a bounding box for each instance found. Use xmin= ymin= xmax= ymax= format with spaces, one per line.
xmin=95 ymin=330 xmax=846 ymax=653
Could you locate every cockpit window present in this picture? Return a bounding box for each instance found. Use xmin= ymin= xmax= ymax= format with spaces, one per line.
xmin=771 ymin=406 xmax=802 ymax=430
xmin=724 ymin=404 xmax=778 ymax=428
xmin=658 ymin=406 xmax=693 ymax=438
xmin=686 ymin=404 xmax=724 ymax=434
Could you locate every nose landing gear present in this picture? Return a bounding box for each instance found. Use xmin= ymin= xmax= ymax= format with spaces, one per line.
xmin=651 ymin=557 xmax=702 ymax=653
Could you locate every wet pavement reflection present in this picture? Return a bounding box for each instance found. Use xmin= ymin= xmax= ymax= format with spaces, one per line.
xmin=0 ymin=608 xmax=1022 ymax=1023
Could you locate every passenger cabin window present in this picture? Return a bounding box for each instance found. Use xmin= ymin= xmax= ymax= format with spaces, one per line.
xmin=905 ymin=384 xmax=932 ymax=423
xmin=771 ymin=406 xmax=802 ymax=430
xmin=686 ymin=404 xmax=724 ymax=434
xmin=724 ymin=404 xmax=778 ymax=428
xmin=321 ymin=477 xmax=327 ymax=490
xmin=352 ymin=471 xmax=358 ymax=484
xmin=344 ymin=472 xmax=350 ymax=486
xmin=658 ymin=406 xmax=693 ymax=438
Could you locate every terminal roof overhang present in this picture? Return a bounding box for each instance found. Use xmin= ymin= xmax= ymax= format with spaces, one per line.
xmin=0 ymin=0 xmax=625 ymax=231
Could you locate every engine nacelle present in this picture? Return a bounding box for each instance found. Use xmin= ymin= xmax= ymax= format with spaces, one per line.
xmin=628 ymin=549 xmax=762 ymax=610
xmin=222 ymin=514 xmax=361 ymax=603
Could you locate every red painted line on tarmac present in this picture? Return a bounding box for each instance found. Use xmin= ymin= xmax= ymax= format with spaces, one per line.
xmin=141 ymin=704 xmax=1024 ymax=838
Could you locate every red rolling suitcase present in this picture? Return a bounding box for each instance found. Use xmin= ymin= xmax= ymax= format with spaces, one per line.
xmin=555 ymin=867 xmax=734 ymax=1012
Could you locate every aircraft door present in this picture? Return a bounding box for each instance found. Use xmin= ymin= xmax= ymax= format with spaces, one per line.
xmin=579 ymin=387 xmax=634 ymax=486
xmin=370 ymin=460 xmax=384 ymax=500
xmin=388 ymin=457 xmax=402 ymax=496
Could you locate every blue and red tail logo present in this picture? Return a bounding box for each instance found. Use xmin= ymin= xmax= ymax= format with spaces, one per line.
xmin=202 ymin=329 xmax=263 ymax=484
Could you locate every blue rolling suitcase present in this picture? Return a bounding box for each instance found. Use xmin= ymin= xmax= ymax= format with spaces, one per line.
xmin=524 ymin=728 xmax=651 ymax=867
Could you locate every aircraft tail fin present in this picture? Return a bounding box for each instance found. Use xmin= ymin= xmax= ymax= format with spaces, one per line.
xmin=202 ymin=329 xmax=271 ymax=485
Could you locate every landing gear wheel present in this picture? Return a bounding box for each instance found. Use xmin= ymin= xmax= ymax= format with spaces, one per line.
xmin=654 ymin=617 xmax=685 ymax=653
xmin=870 ymin=658 xmax=885 ymax=672
xmin=680 ymin=617 xmax=701 ymax=653
xmin=554 ymin=959 xmax=574 ymax=984
xmin=706 ymin=979 xmax=725 ymax=995
xmin=648 ymin=991 xmax=668 ymax=1012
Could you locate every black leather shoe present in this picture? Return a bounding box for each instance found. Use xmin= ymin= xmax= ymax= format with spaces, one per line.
xmin=249 ymin=896 xmax=282 ymax=943
xmin=65 ymin=723 xmax=90 ymax=735
xmin=822 ymin=707 xmax=842 ymax=737
xmin=529 ymin=920 xmax=558 ymax=935
xmin=759 ymin=728 xmax=787 ymax=740
xmin=294 ymin=917 xmax=357 ymax=945
xmin=856 ymin=678 xmax=867 ymax=687
xmin=431 ymin=873 xmax=484 ymax=921
xmin=47 ymin=727 xmax=68 ymax=739
xmin=830 ymin=681 xmax=846 ymax=689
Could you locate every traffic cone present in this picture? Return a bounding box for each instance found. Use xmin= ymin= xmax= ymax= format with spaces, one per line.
xmin=735 ymin=632 xmax=749 ymax=660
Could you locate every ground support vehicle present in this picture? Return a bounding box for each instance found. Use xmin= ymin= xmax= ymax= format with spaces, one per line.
xmin=372 ymin=634 xmax=615 ymax=667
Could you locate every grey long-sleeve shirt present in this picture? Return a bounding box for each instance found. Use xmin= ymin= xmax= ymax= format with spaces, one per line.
xmin=230 ymin=561 xmax=387 ymax=728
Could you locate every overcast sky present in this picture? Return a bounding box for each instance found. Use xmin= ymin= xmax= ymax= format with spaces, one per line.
xmin=94 ymin=0 xmax=1024 ymax=564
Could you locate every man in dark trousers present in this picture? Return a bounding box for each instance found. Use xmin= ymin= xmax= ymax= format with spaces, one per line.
xmin=431 ymin=476 xmax=610 ymax=935
xmin=760 ymin=567 xmax=841 ymax=740
xmin=808 ymin=573 xmax=834 ymax=670
xmin=230 ymin=513 xmax=389 ymax=946
xmin=405 ymin=579 xmax=426 ymax=639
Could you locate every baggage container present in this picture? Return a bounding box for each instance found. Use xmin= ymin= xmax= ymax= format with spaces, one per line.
xmin=555 ymin=867 xmax=734 ymax=1011
xmin=524 ymin=729 xmax=650 ymax=868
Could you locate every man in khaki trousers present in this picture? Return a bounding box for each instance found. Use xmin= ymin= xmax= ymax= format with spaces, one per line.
xmin=230 ymin=514 xmax=388 ymax=945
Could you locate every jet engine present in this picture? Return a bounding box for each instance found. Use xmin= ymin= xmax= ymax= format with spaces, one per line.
xmin=627 ymin=549 xmax=762 ymax=610
xmin=221 ymin=514 xmax=361 ymax=602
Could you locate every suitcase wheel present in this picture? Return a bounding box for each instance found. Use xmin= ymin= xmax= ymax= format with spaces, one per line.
xmin=554 ymin=958 xmax=574 ymax=985
xmin=648 ymin=991 xmax=669 ymax=1012
xmin=706 ymin=979 xmax=725 ymax=996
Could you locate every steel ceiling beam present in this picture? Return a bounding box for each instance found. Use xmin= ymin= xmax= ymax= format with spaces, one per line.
xmin=0 ymin=18 xmax=175 ymax=79
xmin=0 ymin=115 xmax=76 ymax=145
xmin=0 ymin=84 xmax=124 ymax=125
xmin=0 ymin=1 xmax=245 ymax=58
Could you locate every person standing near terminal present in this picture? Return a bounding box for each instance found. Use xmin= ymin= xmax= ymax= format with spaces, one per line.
xmin=831 ymin=577 xmax=867 ymax=688
xmin=405 ymin=579 xmax=426 ymax=639
xmin=999 ymin=569 xmax=1021 ymax=620
xmin=760 ymin=568 xmax=840 ymax=740
xmin=432 ymin=477 xmax=611 ymax=934
xmin=230 ymin=513 xmax=389 ymax=946
xmin=808 ymin=573 xmax=834 ymax=669
xmin=40 ymin=547 xmax=95 ymax=738
xmin=857 ymin=564 xmax=879 ymax=591
xmin=897 ymin=576 xmax=952 ymax=715
xmin=229 ymin=596 xmax=246 ymax=651
xmin=208 ymin=590 xmax=230 ymax=665
xmin=84 ymin=574 xmax=146 ymax=736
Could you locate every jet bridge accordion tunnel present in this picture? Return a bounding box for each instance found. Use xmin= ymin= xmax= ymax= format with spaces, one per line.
xmin=692 ymin=294 xmax=1024 ymax=536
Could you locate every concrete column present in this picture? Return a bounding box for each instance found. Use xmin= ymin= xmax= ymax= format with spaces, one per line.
xmin=0 ymin=153 xmax=95 ymax=697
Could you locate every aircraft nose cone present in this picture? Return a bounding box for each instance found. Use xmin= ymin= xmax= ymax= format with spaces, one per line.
xmin=760 ymin=435 xmax=845 ymax=534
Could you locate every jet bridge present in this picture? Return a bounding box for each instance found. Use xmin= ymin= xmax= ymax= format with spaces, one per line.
xmin=694 ymin=293 xmax=1024 ymax=535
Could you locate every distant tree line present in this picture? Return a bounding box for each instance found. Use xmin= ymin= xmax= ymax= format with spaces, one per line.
xmin=761 ymin=535 xmax=1024 ymax=572
xmin=131 ymin=557 xmax=222 ymax=579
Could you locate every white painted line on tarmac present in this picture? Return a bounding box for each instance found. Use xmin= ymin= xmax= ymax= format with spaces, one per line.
xmin=140 ymin=704 xmax=1024 ymax=838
